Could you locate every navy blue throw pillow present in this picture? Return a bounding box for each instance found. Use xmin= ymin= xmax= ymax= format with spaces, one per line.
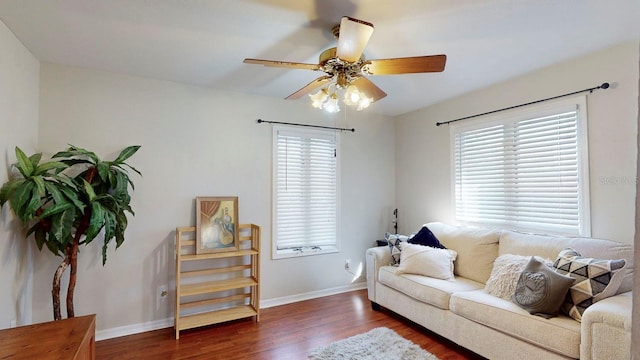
xmin=408 ymin=226 xmax=446 ymax=249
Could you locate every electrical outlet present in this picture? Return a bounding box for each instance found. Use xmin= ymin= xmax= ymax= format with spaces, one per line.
xmin=9 ymin=319 xmax=16 ymax=328
xmin=344 ymin=259 xmax=352 ymax=271
xmin=159 ymin=285 xmax=168 ymax=299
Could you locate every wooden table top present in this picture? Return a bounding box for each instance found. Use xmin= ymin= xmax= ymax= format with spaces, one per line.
xmin=0 ymin=314 xmax=95 ymax=359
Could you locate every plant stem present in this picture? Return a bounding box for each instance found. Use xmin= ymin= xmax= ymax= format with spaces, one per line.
xmin=65 ymin=166 xmax=97 ymax=318
xmin=65 ymin=242 xmax=77 ymax=318
xmin=52 ymin=255 xmax=70 ymax=321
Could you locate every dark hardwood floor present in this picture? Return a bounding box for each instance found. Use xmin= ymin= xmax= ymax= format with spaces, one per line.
xmin=96 ymin=289 xmax=485 ymax=359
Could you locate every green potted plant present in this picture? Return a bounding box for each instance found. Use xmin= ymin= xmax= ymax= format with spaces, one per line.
xmin=0 ymin=145 xmax=141 ymax=320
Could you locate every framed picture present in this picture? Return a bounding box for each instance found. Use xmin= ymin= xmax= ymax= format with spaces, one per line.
xmin=196 ymin=196 xmax=239 ymax=254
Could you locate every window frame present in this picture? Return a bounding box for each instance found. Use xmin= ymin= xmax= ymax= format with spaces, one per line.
xmin=271 ymin=125 xmax=341 ymax=259
xmin=449 ymin=95 xmax=591 ymax=237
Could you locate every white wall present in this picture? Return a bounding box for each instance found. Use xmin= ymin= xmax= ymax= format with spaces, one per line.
xmin=0 ymin=20 xmax=39 ymax=329
xmin=36 ymin=63 xmax=395 ymax=333
xmin=395 ymin=41 xmax=640 ymax=244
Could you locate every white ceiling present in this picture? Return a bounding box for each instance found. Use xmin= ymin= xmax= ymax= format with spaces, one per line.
xmin=1 ymin=0 xmax=639 ymax=117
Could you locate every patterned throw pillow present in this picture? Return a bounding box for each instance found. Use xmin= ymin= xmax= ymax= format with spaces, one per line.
xmin=553 ymin=248 xmax=627 ymax=322
xmin=385 ymin=232 xmax=409 ymax=266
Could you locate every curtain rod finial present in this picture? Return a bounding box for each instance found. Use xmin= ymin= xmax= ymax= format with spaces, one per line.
xmin=600 ymin=82 xmax=610 ymax=89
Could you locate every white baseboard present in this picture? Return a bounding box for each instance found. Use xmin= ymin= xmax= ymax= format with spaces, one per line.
xmin=260 ymin=282 xmax=366 ymax=308
xmin=96 ymin=282 xmax=367 ymax=341
xmin=96 ymin=317 xmax=173 ymax=341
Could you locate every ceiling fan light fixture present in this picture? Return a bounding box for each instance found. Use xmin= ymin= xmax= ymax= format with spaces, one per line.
xmin=357 ymin=96 xmax=372 ymax=111
xmin=310 ymin=88 xmax=329 ymax=108
xmin=344 ymin=84 xmax=361 ymax=105
xmin=323 ymin=93 xmax=341 ymax=113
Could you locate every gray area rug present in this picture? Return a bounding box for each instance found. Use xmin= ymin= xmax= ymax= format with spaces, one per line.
xmin=308 ymin=327 xmax=439 ymax=360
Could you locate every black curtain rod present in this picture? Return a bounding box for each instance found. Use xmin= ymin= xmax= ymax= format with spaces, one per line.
xmin=436 ymin=82 xmax=610 ymax=127
xmin=256 ymin=119 xmax=355 ymax=132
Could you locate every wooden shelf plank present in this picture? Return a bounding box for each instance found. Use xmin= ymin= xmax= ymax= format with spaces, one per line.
xmin=180 ymin=294 xmax=250 ymax=310
xmin=180 ymin=277 xmax=257 ymax=297
xmin=180 ymin=265 xmax=251 ymax=278
xmin=178 ymin=306 xmax=257 ymax=331
xmin=180 ymin=249 xmax=258 ymax=261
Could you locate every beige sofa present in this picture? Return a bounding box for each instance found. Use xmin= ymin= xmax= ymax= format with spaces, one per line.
xmin=366 ymin=222 xmax=634 ymax=360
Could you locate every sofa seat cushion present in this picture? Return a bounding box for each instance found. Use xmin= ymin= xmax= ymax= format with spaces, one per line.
xmin=450 ymin=290 xmax=581 ymax=358
xmin=378 ymin=266 xmax=484 ymax=310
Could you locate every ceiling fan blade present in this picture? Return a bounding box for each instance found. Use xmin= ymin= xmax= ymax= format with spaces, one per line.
xmin=336 ymin=16 xmax=374 ymax=63
xmin=244 ymin=58 xmax=321 ymax=71
xmin=366 ymin=55 xmax=446 ymax=75
xmin=285 ymin=75 xmax=334 ymax=100
xmin=352 ymin=76 xmax=387 ymax=102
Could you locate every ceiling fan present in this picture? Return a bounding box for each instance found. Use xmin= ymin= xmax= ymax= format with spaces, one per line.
xmin=243 ymin=16 xmax=446 ymax=112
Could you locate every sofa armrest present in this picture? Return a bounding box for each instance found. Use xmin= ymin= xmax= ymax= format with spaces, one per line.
xmin=365 ymin=246 xmax=391 ymax=302
xmin=580 ymin=291 xmax=632 ymax=360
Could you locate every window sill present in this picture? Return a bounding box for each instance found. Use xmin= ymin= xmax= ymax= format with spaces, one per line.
xmin=272 ymin=246 xmax=339 ymax=260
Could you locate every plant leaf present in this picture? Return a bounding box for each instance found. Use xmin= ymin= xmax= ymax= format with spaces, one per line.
xmin=34 ymin=161 xmax=68 ymax=176
xmin=102 ymin=211 xmax=116 ymax=265
xmin=45 ymin=238 xmax=63 ymax=256
xmin=36 ymin=202 xmax=74 ymax=220
xmin=44 ymin=182 xmax=64 ymax=204
xmin=0 ymin=179 xmax=25 ymax=206
xmin=28 ymin=153 xmax=42 ymax=167
xmin=110 ymin=170 xmax=128 ymax=199
xmin=51 ymin=208 xmax=75 ymax=246
xmin=82 ymin=179 xmax=97 ymax=202
xmin=122 ymin=163 xmax=142 ymax=177
xmin=67 ymin=145 xmax=101 ymax=163
xmin=32 ymin=176 xmax=46 ymax=197
xmin=102 ymin=242 xmax=109 ymax=265
xmin=113 ymin=145 xmax=141 ymax=164
xmin=114 ymin=210 xmax=128 ymax=248
xmin=57 ymin=158 xmax=93 ymax=169
xmin=84 ymin=202 xmax=104 ymax=244
xmin=97 ymin=163 xmax=110 ymax=183
xmin=34 ymin=227 xmax=47 ymax=251
xmin=59 ymin=186 xmax=85 ymax=212
xmin=24 ymin=186 xmax=42 ymax=220
xmin=14 ymin=147 xmax=34 ymax=178
xmin=10 ymin=181 xmax=35 ymax=220
xmin=103 ymin=210 xmax=116 ymax=242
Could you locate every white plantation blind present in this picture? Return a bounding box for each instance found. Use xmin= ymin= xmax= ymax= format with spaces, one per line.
xmin=273 ymin=126 xmax=338 ymax=254
xmin=453 ymin=97 xmax=590 ymax=236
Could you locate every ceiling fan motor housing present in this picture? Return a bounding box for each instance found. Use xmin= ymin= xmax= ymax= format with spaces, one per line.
xmin=319 ymin=47 xmax=369 ymax=87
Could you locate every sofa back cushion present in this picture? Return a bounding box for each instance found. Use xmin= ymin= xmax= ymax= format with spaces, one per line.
xmin=426 ymin=222 xmax=500 ymax=284
xmin=499 ymin=231 xmax=634 ymax=293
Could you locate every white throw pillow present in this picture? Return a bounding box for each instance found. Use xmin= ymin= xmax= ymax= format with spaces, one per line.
xmin=396 ymin=243 xmax=457 ymax=280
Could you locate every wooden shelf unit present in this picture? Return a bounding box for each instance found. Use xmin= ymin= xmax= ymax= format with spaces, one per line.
xmin=174 ymin=224 xmax=260 ymax=339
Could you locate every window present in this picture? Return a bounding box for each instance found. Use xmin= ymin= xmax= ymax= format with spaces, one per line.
xmin=451 ymin=96 xmax=590 ymax=236
xmin=272 ymin=125 xmax=339 ymax=259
